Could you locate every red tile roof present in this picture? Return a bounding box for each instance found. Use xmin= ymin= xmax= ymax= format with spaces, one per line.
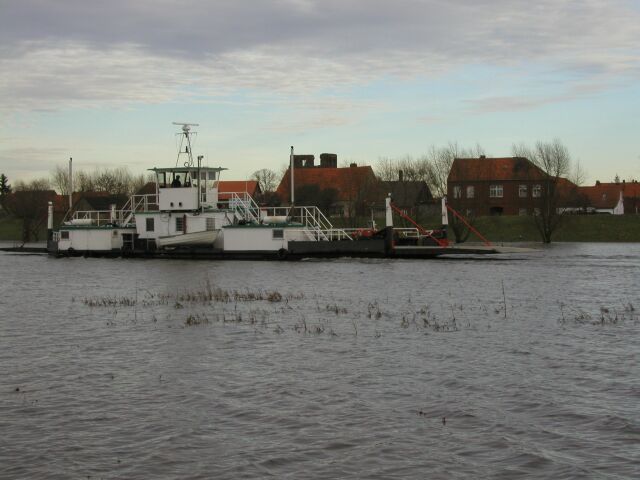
xmin=276 ymin=166 xmax=377 ymax=202
xmin=578 ymin=182 xmax=640 ymax=209
xmin=218 ymin=180 xmax=261 ymax=200
xmin=448 ymin=157 xmax=547 ymax=182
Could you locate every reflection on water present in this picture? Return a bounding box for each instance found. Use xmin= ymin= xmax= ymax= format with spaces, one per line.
xmin=1 ymin=243 xmax=638 ymax=479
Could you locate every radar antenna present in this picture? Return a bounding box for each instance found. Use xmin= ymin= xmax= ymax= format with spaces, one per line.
xmin=172 ymin=122 xmax=199 ymax=167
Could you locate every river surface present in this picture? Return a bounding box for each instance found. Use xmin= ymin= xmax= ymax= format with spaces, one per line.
xmin=1 ymin=243 xmax=638 ymax=479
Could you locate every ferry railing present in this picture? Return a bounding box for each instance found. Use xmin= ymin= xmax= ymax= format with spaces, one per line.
xmin=68 ymin=209 xmax=121 ymax=226
xmin=221 ymin=192 xmax=262 ymax=224
xmin=393 ymin=228 xmax=421 ymax=238
xmin=283 ymin=228 xmax=353 ymax=242
xmin=130 ymin=194 xmax=158 ymax=212
xmin=256 ymin=205 xmax=352 ymax=241
xmin=120 ymin=194 xmax=159 ymax=225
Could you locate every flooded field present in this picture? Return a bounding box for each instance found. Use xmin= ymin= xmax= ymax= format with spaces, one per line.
xmin=1 ymin=243 xmax=638 ymax=479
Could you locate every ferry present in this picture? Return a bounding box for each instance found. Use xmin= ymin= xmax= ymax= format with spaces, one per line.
xmin=46 ymin=124 xmax=526 ymax=259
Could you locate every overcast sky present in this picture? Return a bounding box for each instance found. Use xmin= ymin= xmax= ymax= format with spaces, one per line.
xmin=1 ymin=0 xmax=639 ymax=184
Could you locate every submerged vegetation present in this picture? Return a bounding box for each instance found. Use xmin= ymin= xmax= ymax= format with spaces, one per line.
xmin=76 ymin=279 xmax=639 ymax=338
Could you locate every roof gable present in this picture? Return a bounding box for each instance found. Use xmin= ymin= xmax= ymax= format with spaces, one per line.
xmin=448 ymin=157 xmax=546 ymax=182
xmin=218 ymin=180 xmax=261 ymax=200
xmin=380 ymin=180 xmax=433 ymax=205
xmin=276 ymin=166 xmax=377 ymax=202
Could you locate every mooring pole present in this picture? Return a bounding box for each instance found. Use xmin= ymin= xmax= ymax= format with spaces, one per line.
xmin=68 ymin=157 xmax=73 ymax=210
xmin=441 ymin=197 xmax=449 ymax=227
xmin=385 ymin=194 xmax=393 ymax=227
xmin=47 ymin=201 xmax=54 ymax=241
xmin=197 ymin=155 xmax=203 ymax=210
xmin=290 ymin=146 xmax=294 ymax=205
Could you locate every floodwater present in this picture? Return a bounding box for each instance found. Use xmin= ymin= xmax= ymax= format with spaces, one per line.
xmin=0 ymin=243 xmax=638 ymax=479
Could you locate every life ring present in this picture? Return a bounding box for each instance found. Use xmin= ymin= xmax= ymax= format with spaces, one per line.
xmin=277 ymin=248 xmax=289 ymax=260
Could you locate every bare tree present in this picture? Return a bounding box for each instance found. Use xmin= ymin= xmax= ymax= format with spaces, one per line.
xmin=569 ymin=159 xmax=588 ymax=186
xmin=376 ymin=143 xmax=485 ymax=198
xmin=375 ymin=157 xmax=400 ymax=181
xmin=512 ymin=139 xmax=572 ymax=243
xmin=251 ymin=168 xmax=278 ymax=193
xmin=424 ymin=142 xmax=486 ymax=198
xmin=375 ymin=156 xmax=421 ymax=181
xmin=130 ymin=173 xmax=153 ymax=194
xmin=51 ymin=165 xmax=71 ymax=195
xmin=52 ymin=164 xmax=147 ymax=196
xmin=93 ymin=167 xmax=133 ymax=195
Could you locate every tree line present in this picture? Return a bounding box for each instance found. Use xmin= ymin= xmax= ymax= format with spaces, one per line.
xmin=0 ymin=139 xmax=586 ymax=243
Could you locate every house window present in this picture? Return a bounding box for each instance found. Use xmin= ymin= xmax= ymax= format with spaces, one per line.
xmin=146 ymin=218 xmax=154 ymax=232
xmin=519 ymin=185 xmax=528 ymax=198
xmin=533 ymin=207 xmax=541 ymax=215
xmin=489 ymin=184 xmax=503 ymax=198
xmin=206 ymin=218 xmax=215 ymax=231
xmin=466 ymin=186 xmax=475 ymax=199
xmin=519 ymin=208 xmax=527 ymax=216
xmin=453 ymin=186 xmax=462 ymax=199
xmin=532 ymin=184 xmax=542 ymax=198
xmin=272 ymin=229 xmax=284 ymax=239
xmin=61 ymin=231 xmax=69 ymax=240
xmin=176 ymin=217 xmax=184 ymax=232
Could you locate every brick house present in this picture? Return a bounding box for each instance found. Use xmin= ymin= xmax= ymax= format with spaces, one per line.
xmin=276 ymin=154 xmax=378 ymax=217
xmin=447 ymin=156 xmax=578 ymax=216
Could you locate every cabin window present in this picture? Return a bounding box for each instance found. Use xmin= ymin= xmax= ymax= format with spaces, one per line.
xmin=176 ymin=217 xmax=184 ymax=233
xmin=206 ymin=218 xmax=215 ymax=231
xmin=532 ymin=184 xmax=542 ymax=198
xmin=146 ymin=218 xmax=155 ymax=232
xmin=272 ymin=229 xmax=284 ymax=239
xmin=453 ymin=186 xmax=462 ymax=199
xmin=466 ymin=186 xmax=475 ymax=199
xmin=489 ymin=184 xmax=503 ymax=198
xmin=112 ymin=230 xmax=118 ymax=237
xmin=519 ymin=184 xmax=528 ymax=198
xmin=61 ymin=231 xmax=69 ymax=240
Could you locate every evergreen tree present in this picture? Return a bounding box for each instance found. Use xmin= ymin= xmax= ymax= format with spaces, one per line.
xmin=0 ymin=173 xmax=11 ymax=209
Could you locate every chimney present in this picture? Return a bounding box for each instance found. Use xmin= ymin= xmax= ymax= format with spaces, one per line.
xmin=320 ymin=153 xmax=337 ymax=168
xmin=350 ymin=162 xmax=357 ymax=168
xmin=293 ymin=154 xmax=314 ymax=168
xmin=398 ymin=169 xmax=404 ymax=182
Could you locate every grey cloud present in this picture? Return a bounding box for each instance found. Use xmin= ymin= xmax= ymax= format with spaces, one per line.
xmin=0 ymin=1 xmax=639 ymax=114
xmin=2 ymin=1 xmax=638 ymax=60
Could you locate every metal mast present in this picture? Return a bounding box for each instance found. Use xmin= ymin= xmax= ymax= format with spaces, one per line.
xmin=173 ymin=122 xmax=199 ymax=167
